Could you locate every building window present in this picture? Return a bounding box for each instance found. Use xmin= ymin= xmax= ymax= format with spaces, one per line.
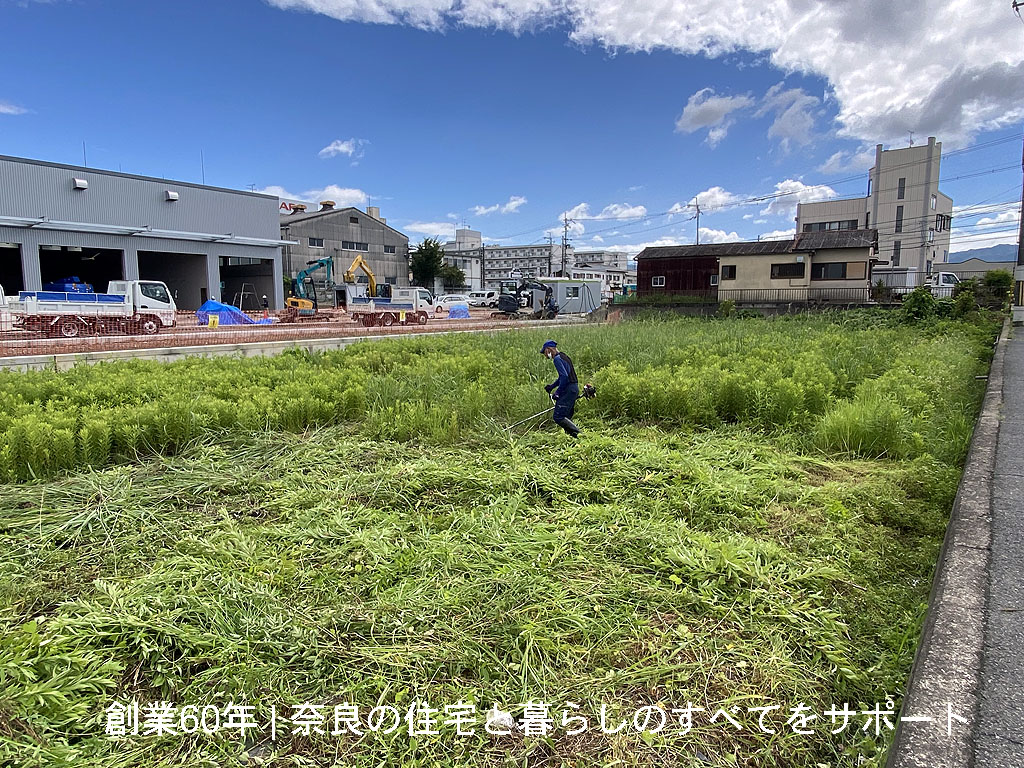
xmin=928 ymin=229 xmax=935 ymax=243
xmin=867 ymin=177 xmax=872 ymax=196
xmin=342 ymin=240 xmax=369 ymax=251
xmin=892 ymin=241 xmax=901 ymax=266
xmin=931 ymin=195 xmax=937 ymax=210
xmin=803 ymin=220 xmax=859 ymax=232
xmin=565 ymin=287 xmax=580 ymax=299
xmin=308 ymin=237 xmax=324 ymax=248
xmin=895 ymin=205 xmax=904 ymax=234
xmin=350 ymin=216 xmax=359 ymax=224
xmin=811 ymin=262 xmax=847 ymax=280
xmin=721 ymin=265 xmax=737 ymax=280
xmin=770 ymin=262 xmax=806 ymax=279
xmin=652 ymin=276 xmax=666 ymax=288
xmin=897 ymin=177 xmax=906 ymax=200
xmin=866 ymin=212 xmax=870 ymax=228
xmin=383 ymin=245 xmax=396 ymax=254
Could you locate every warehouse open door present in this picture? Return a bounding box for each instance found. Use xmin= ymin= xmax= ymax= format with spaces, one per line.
xmin=138 ymin=251 xmax=208 ymax=310
xmin=0 ymin=243 xmax=23 ymax=296
xmin=219 ymin=256 xmax=277 ymax=310
xmin=38 ymin=245 xmax=124 ymax=291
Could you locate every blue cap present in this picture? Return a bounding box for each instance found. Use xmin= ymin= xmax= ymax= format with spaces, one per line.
xmin=540 ymin=340 xmax=557 ymax=353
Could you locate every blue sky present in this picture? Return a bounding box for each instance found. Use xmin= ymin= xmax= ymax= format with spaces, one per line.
xmin=0 ymin=0 xmax=1021 ymax=255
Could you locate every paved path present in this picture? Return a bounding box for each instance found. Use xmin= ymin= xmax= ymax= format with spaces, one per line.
xmin=975 ymin=327 xmax=1024 ymax=765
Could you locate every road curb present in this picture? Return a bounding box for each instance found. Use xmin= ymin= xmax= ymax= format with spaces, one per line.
xmin=885 ymin=318 xmax=1009 ymax=768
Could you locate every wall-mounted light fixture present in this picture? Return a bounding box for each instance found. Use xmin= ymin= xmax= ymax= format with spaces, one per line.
xmin=165 ymin=190 xmax=180 ymax=202
xmin=72 ymin=178 xmax=89 ymax=190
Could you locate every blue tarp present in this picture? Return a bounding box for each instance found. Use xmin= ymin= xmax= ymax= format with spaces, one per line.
xmin=196 ymin=300 xmax=273 ymax=325
xmin=43 ymin=277 xmax=94 ymax=293
xmin=447 ymin=302 xmax=471 ymax=319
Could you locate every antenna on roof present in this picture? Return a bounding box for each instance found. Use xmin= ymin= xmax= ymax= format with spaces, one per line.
xmin=909 ymin=131 xmax=915 ymax=147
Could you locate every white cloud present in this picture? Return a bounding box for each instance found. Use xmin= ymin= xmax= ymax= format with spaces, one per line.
xmin=602 ymin=237 xmax=685 ymax=255
xmin=758 ymin=179 xmax=838 ymax=217
xmin=675 ymin=88 xmax=754 ymax=147
xmin=268 ymin=0 xmax=1024 ymax=147
xmin=502 ymin=195 xmax=528 ymax=213
xmin=760 ymin=228 xmax=796 ymax=240
xmin=818 ymin=146 xmax=876 ymax=174
xmin=318 ymin=138 xmax=369 ymax=161
xmin=756 ymin=82 xmax=819 ymax=151
xmin=0 ymin=101 xmax=27 ymax=116
xmin=687 ymin=185 xmax=743 ymax=212
xmin=591 ymin=234 xmax=604 ymax=243
xmin=976 ymin=210 xmax=1020 ymax=228
xmin=405 ymin=221 xmax=456 ymax=238
xmin=471 ymin=194 xmax=528 ymax=216
xmin=597 ymin=202 xmax=646 ymax=219
xmin=256 ymin=183 xmax=369 ymax=208
xmin=699 ymin=227 xmax=742 ymax=244
xmin=742 ymin=213 xmax=754 ymax=220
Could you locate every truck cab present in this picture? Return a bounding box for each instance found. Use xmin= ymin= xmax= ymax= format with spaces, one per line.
xmin=107 ymin=280 xmax=177 ymax=328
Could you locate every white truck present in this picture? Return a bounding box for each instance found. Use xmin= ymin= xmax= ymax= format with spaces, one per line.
xmin=346 ymin=286 xmax=433 ymax=327
xmin=0 ymin=280 xmax=177 ymax=337
xmin=885 ymin=271 xmax=962 ymax=299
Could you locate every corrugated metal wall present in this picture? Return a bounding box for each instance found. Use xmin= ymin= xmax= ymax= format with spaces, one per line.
xmin=0 ymin=156 xmax=284 ymax=307
xmin=0 ymin=156 xmax=280 ymax=239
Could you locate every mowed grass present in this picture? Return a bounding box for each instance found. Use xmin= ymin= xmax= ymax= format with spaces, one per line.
xmin=0 ymin=313 xmax=999 ymax=767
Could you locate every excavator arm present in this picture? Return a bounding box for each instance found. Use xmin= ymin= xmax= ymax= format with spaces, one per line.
xmin=342 ymin=254 xmax=377 ymax=297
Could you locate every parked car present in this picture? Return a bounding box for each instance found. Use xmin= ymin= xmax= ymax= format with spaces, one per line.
xmin=435 ymin=294 xmax=470 ymax=312
xmin=467 ymin=290 xmax=498 ymax=307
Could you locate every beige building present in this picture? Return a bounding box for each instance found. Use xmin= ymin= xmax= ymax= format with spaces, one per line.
xmin=797 ymin=137 xmax=953 ymax=284
xmin=717 ymin=230 xmax=876 ymax=302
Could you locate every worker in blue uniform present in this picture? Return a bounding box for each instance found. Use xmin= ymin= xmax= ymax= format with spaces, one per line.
xmin=541 ymin=340 xmax=582 ymax=438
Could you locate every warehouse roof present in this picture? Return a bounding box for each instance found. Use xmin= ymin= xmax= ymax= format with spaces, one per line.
xmin=279 ymin=206 xmax=409 ymax=240
xmin=637 ymin=229 xmax=876 ymax=260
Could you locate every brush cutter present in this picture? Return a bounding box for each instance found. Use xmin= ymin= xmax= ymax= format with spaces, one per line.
xmin=505 ymin=383 xmax=597 ymax=431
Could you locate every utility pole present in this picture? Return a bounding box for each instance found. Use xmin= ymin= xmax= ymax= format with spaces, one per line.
xmin=561 ymin=214 xmax=570 ymax=277
xmin=1017 ymin=135 xmax=1024 ymax=264
xmin=691 ymin=197 xmax=702 ymax=246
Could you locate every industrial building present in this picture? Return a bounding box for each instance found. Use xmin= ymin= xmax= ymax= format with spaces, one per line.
xmin=0 ymin=155 xmax=289 ymax=310
xmin=797 ymin=138 xmax=952 ymax=281
xmin=636 ymin=230 xmax=877 ymax=303
xmin=482 ymin=242 xmax=570 ymax=290
xmin=279 ymin=203 xmax=409 ymax=306
xmin=442 ymin=228 xmax=484 ymax=291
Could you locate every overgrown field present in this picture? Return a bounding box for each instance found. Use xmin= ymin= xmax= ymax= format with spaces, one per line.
xmin=0 ymin=313 xmax=1000 ymax=767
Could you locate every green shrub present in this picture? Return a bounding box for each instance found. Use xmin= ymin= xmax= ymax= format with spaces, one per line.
xmin=900 ymin=287 xmax=938 ymax=323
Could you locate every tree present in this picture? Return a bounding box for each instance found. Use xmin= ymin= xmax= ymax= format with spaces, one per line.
xmin=410 ymin=238 xmax=445 ymax=287
xmin=438 ymin=264 xmax=466 ymax=290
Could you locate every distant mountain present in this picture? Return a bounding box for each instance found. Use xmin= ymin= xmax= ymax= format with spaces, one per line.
xmin=947 ymin=243 xmax=1017 ymax=263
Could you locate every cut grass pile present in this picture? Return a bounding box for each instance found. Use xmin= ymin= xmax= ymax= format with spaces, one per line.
xmin=0 ymin=312 xmax=1000 ymax=767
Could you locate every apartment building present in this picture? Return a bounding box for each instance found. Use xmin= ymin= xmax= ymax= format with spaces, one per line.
xmin=797 ymin=137 xmax=953 ymax=283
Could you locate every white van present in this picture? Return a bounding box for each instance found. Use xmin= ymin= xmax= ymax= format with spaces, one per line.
xmin=467 ymin=290 xmax=498 ymax=308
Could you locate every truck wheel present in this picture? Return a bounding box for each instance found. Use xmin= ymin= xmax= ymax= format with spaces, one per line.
xmin=139 ymin=316 xmax=160 ymax=335
xmin=382 ymin=313 xmax=395 ymax=327
xmin=58 ymin=318 xmax=82 ymax=338
xmin=417 ymin=312 xmax=428 ymax=325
